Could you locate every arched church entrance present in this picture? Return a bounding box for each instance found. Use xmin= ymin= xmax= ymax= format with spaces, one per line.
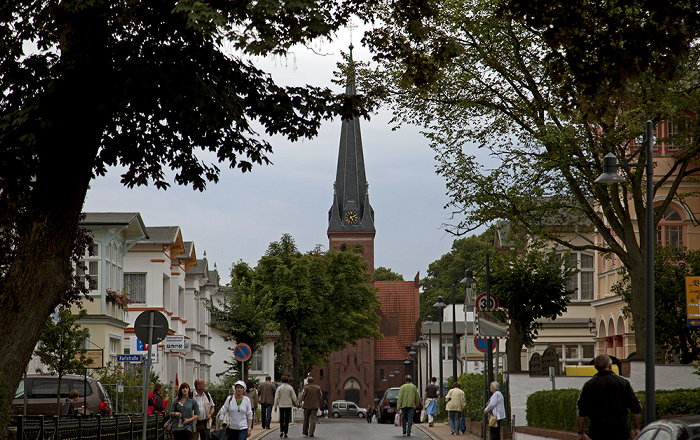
xmin=344 ymin=378 xmax=360 ymax=404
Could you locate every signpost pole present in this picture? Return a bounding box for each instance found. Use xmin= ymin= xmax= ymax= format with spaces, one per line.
xmin=142 ymin=311 xmax=155 ymax=440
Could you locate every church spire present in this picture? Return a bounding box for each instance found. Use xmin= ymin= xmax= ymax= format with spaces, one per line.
xmin=328 ymin=64 xmax=375 ymax=234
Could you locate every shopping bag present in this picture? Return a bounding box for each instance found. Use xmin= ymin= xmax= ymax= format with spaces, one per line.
xmin=460 ymin=416 xmax=466 ymax=433
xmin=163 ymin=417 xmax=175 ymax=440
xmin=210 ymin=429 xmax=229 ymax=440
xmin=488 ymin=413 xmax=498 ymax=428
xmin=394 ymin=412 xmax=401 ymax=426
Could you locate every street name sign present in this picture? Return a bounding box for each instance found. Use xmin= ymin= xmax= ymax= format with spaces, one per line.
xmin=165 ymin=335 xmax=186 ymax=351
xmin=117 ymin=354 xmax=142 ymax=362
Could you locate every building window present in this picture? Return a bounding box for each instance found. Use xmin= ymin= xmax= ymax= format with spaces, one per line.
xmin=560 ymin=252 xmax=594 ymax=301
xmin=320 ymin=369 xmax=324 ymax=380
xmin=251 ymin=349 xmax=263 ymax=371
xmin=656 ymin=206 xmax=685 ymax=248
xmin=442 ymin=337 xmax=453 ymax=361
xmin=124 ymin=273 xmax=146 ymax=303
xmin=666 ymin=115 xmax=691 ymax=150
xmin=109 ymin=337 xmax=120 ymax=366
xmin=551 ymin=343 xmax=595 ymax=369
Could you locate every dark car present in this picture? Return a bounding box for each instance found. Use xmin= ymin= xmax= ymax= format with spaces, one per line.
xmin=636 ymin=415 xmax=700 ymax=440
xmin=13 ymin=374 xmax=113 ymax=417
xmin=378 ymin=387 xmax=400 ymax=424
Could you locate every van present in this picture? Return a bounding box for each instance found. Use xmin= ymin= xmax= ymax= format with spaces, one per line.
xmin=13 ymin=374 xmax=113 ymax=417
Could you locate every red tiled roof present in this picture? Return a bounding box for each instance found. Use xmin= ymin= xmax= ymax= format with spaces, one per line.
xmin=375 ymin=336 xmax=409 ymax=360
xmin=375 ymin=280 xmax=420 ymax=348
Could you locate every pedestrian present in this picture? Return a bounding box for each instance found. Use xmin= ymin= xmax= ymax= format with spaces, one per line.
xmin=483 ymin=382 xmax=505 ymax=440
xmin=424 ymin=377 xmax=439 ymax=427
xmin=149 ymin=384 xmax=166 ymax=415
xmin=576 ymin=353 xmax=642 ymax=440
xmin=396 ymin=375 xmax=420 ymax=437
xmin=193 ymin=379 xmax=215 ymax=440
xmin=258 ymin=376 xmax=276 ymax=429
xmin=169 ymin=383 xmax=200 ymax=440
xmin=219 ymin=380 xmax=253 ymax=440
xmin=298 ymin=376 xmax=323 ymax=437
xmin=245 ymin=380 xmax=259 ymax=428
xmin=273 ymin=376 xmax=297 ymax=439
xmin=446 ymin=381 xmax=466 ymax=436
xmin=322 ymin=399 xmax=329 ymax=419
xmin=60 ymin=390 xmax=82 ymax=418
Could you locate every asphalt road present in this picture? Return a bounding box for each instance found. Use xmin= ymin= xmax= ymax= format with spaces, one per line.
xmin=263 ymin=417 xmax=431 ymax=440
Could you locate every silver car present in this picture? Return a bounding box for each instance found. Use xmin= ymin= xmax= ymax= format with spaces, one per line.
xmin=331 ymin=400 xmax=367 ymax=418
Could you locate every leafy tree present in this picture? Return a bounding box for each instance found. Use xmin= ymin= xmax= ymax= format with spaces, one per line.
xmin=420 ymin=229 xmax=493 ymax=322
xmin=613 ymin=246 xmax=700 ymax=364
xmin=361 ymin=0 xmax=700 ymax=362
xmin=0 ymin=0 xmax=373 ymax=422
xmin=208 ymin=261 xmax=271 ymax=381
xmin=496 ymin=0 xmax=700 ymax=116
xmin=256 ymin=235 xmax=381 ymax=385
xmin=34 ymin=308 xmax=92 ymax=414
xmin=374 ymin=267 xmax=404 ymax=281
xmin=489 ymin=249 xmax=575 ymax=371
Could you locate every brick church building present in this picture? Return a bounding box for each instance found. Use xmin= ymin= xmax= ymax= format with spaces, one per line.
xmin=308 ymin=73 xmax=421 ymax=409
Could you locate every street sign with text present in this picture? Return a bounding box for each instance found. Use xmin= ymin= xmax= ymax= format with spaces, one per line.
xmin=117 ymin=354 xmax=142 ymax=363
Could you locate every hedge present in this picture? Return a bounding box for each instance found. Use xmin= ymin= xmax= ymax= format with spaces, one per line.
xmin=526 ymin=388 xmax=700 ymax=431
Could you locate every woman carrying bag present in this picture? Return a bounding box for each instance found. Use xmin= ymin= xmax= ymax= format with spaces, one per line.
xmin=484 ymin=381 xmax=506 ymax=440
xmin=219 ymin=380 xmax=253 ymax=440
xmin=168 ymin=383 xmax=200 ymax=440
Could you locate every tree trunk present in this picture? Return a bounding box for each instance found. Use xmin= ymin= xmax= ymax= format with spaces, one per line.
xmin=0 ymin=3 xmax=108 ymax=423
xmin=505 ymin=320 xmax=525 ymax=372
xmin=628 ymin=263 xmax=648 ymax=361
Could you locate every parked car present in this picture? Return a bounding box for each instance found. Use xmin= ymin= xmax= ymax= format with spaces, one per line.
xmin=13 ymin=374 xmax=113 ymax=417
xmin=330 ymin=400 xmax=367 ymax=418
xmin=378 ymin=387 xmax=400 ymax=424
xmin=636 ymin=415 xmax=700 ymax=440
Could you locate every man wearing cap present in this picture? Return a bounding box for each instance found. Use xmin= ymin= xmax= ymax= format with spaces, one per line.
xmin=298 ymin=376 xmax=323 ymax=437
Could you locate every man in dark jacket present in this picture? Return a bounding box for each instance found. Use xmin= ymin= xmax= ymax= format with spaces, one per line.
xmin=257 ymin=376 xmax=276 ymax=430
xmin=576 ymin=353 xmax=641 ymax=440
xmin=298 ymin=377 xmax=323 ymax=437
xmin=61 ymin=390 xmax=81 ymax=418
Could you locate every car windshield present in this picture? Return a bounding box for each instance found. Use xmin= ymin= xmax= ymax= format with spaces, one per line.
xmin=385 ymin=389 xmax=399 ymax=399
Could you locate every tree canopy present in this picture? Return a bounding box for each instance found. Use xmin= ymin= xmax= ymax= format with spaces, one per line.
xmin=211 ymin=235 xmax=381 ymax=385
xmin=361 ymin=0 xmax=700 ymax=361
xmin=374 ymin=267 xmax=404 ymax=281
xmin=0 ymin=0 xmax=373 ymax=423
xmin=490 ymin=249 xmax=575 ymax=371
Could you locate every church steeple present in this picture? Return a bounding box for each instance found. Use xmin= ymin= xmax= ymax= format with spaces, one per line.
xmin=328 ymin=69 xmax=375 ymax=234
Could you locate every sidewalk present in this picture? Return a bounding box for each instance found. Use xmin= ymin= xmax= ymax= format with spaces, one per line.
xmin=250 ymin=422 xmax=280 ymax=440
xmin=414 ymin=421 xmax=480 ymax=440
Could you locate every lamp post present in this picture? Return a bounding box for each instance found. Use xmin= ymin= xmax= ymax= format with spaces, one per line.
xmin=409 ymin=348 xmax=417 ymax=383
xmin=594 ymin=120 xmax=655 ymax=423
xmin=434 ymin=296 xmax=447 ymax=395
xmin=425 ymin=316 xmax=434 ymax=380
xmin=451 ymin=284 xmax=458 ymax=382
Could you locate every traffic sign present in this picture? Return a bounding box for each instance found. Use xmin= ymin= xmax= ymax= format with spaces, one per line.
xmin=475 ymin=293 xmax=498 ymax=310
xmin=165 ymin=335 xmax=186 ymax=351
xmin=474 ymin=336 xmax=495 ymax=353
xmin=134 ymin=310 xmax=169 ymax=344
xmin=117 ymin=354 xmax=142 ymax=362
xmin=234 ymin=343 xmax=252 ymax=361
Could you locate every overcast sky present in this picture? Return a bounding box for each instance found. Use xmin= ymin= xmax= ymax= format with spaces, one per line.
xmin=83 ymin=25 xmax=472 ymax=285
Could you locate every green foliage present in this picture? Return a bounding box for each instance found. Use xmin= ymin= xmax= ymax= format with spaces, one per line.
xmin=527 ymin=388 xmax=700 ymax=432
xmin=35 ymin=309 xmax=93 ymax=376
xmin=420 ymin=229 xmax=494 ymax=322
xmin=95 ymin=363 xmax=165 ymax=414
xmin=374 ymin=267 xmax=404 ymax=281
xmin=613 ymin=246 xmax=700 ymax=364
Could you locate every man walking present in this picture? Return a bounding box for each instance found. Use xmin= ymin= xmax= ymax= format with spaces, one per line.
xmin=298 ymin=376 xmax=323 ymax=437
xmin=193 ymin=379 xmax=215 ymax=440
xmin=397 ymin=375 xmax=420 ymax=437
xmin=258 ymin=376 xmax=276 ymax=430
xmin=577 ymin=353 xmax=642 ymax=440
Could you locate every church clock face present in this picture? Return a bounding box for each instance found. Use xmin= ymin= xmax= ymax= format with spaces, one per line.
xmin=344 ymin=211 xmax=359 ymax=224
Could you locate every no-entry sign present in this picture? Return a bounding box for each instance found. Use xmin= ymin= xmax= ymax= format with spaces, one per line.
xmin=474 ymin=335 xmax=495 ymax=353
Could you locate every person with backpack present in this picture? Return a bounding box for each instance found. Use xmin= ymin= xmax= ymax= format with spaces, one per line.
xmin=149 ymin=384 xmax=166 ymax=415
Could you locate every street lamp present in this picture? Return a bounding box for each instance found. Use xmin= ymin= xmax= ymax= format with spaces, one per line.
xmin=595 ymin=120 xmax=655 ymax=424
xmin=451 ymin=284 xmax=458 ymax=382
xmin=409 ymin=348 xmax=417 ymax=387
xmin=425 ymin=315 xmax=434 ymax=380
xmin=434 ymin=296 xmax=447 ymax=395
xmin=403 ymin=357 xmax=412 ymax=379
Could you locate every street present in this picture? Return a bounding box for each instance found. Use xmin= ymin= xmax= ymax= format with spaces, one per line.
xmin=257 ymin=418 xmax=432 ymax=440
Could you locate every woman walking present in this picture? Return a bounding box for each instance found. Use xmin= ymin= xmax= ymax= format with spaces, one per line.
xmin=273 ymin=376 xmax=297 ymax=439
xmin=219 ymin=380 xmax=253 ymax=440
xmin=169 ymin=383 xmax=200 ymax=440
xmin=484 ymin=382 xmax=506 ymax=440
xmin=445 ymin=381 xmax=466 ymax=435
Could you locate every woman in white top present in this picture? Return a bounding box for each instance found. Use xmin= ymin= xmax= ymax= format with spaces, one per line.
xmin=219 ymin=380 xmax=253 ymax=440
xmin=484 ymin=381 xmax=506 ymax=440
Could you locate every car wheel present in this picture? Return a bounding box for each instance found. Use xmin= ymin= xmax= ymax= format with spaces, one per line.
xmin=358 ymin=412 xmax=365 ymax=418
xmin=333 ymin=412 xmax=340 ymax=418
